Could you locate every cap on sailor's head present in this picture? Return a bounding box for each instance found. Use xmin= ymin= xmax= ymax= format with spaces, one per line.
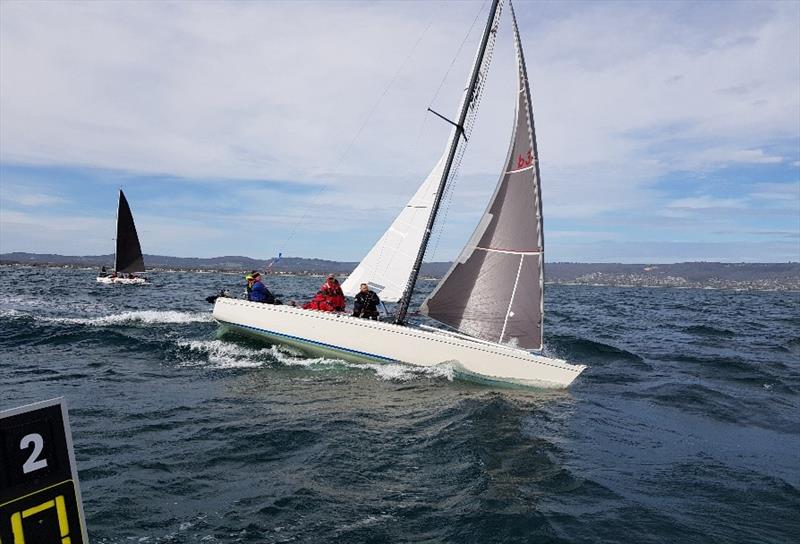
xmin=245 ymin=274 xmax=254 ymax=281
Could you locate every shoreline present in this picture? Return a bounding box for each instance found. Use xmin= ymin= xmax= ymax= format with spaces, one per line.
xmin=3 ymin=263 xmax=797 ymax=292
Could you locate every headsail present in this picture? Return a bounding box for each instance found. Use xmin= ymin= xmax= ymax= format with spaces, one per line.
xmin=345 ymin=0 xmax=503 ymax=305
xmin=115 ymin=190 xmax=145 ymax=273
xmin=342 ymin=154 xmax=445 ymax=302
xmin=421 ymin=4 xmax=545 ymax=351
xmin=394 ymin=0 xmax=504 ymax=324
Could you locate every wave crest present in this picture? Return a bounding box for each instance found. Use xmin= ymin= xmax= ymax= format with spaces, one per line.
xmin=46 ymin=310 xmax=214 ymax=326
xmin=178 ymin=339 xmax=454 ymax=381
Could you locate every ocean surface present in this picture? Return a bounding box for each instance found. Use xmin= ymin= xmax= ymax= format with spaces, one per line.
xmin=1 ymin=266 xmax=798 ymax=543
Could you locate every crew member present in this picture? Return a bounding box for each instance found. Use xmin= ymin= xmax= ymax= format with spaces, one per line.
xmin=303 ymin=274 xmax=345 ymax=312
xmin=353 ymin=283 xmax=380 ymax=320
xmin=320 ymin=274 xmax=346 ymax=311
xmin=249 ymin=272 xmax=276 ymax=304
xmin=244 ymin=274 xmax=254 ymax=299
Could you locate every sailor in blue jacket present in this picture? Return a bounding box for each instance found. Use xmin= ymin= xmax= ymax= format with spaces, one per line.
xmin=249 ymin=272 xmax=276 ymax=304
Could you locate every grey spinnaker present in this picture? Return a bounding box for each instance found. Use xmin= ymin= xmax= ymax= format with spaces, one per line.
xmin=115 ymin=190 xmax=145 ymax=273
xmin=421 ymin=5 xmax=544 ymax=351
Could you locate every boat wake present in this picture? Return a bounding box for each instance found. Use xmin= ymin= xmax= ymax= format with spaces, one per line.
xmin=41 ymin=310 xmax=213 ymax=326
xmin=178 ymin=339 xmax=455 ymax=382
xmin=177 ymin=339 xmax=275 ymax=369
xmin=1 ymin=305 xmax=213 ymax=327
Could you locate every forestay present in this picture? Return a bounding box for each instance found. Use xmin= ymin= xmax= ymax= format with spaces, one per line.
xmin=421 ymin=7 xmax=545 ymax=351
xmin=342 ymin=154 xmax=446 ymax=302
xmin=115 ymin=190 xmax=145 ymax=274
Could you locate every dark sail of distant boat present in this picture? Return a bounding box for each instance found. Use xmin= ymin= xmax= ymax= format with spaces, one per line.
xmin=115 ymin=190 xmax=145 ymax=273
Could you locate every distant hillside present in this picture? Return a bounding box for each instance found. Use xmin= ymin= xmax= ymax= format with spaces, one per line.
xmin=0 ymin=252 xmax=450 ymax=277
xmin=544 ymin=262 xmax=800 ymax=284
xmin=2 ymin=253 xmax=798 ymax=289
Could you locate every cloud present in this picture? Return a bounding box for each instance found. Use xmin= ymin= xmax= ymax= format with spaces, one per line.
xmin=683 ymin=148 xmax=784 ymax=166
xmin=548 ymin=240 xmax=800 ymax=264
xmin=0 ymin=191 xmax=67 ymax=207
xmin=666 ymin=196 xmax=747 ymax=209
xmin=3 ymin=1 xmax=797 ymax=179
xmin=748 ymin=182 xmax=800 ymax=209
xmin=0 ymin=1 xmax=798 ymax=262
xmin=0 ymin=210 xmax=110 ymax=254
xmin=715 ymin=81 xmax=764 ymax=96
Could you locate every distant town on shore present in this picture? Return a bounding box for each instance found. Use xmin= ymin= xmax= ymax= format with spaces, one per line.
xmin=2 ymin=252 xmax=799 ymax=291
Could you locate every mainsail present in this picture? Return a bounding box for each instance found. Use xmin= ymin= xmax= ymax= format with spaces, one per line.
xmin=115 ymin=190 xmax=145 ymax=273
xmin=421 ymin=5 xmax=545 ymax=351
xmin=342 ymin=154 xmax=446 ymax=302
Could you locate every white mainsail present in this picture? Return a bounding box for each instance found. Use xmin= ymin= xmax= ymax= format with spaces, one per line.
xmin=421 ymin=4 xmax=545 ymax=351
xmin=342 ymin=154 xmax=446 ymax=302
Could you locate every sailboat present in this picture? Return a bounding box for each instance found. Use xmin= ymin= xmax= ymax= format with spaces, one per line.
xmin=96 ymin=190 xmax=147 ymax=285
xmin=213 ymin=0 xmax=586 ymax=388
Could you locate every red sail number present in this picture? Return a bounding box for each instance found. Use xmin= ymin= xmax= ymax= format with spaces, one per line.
xmin=517 ymin=150 xmax=533 ymax=169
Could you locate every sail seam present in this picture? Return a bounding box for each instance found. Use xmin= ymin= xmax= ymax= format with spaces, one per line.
xmin=505 ymin=165 xmax=534 ymax=174
xmin=476 ymin=246 xmax=542 ymax=255
xmin=499 ymin=254 xmax=525 ymax=343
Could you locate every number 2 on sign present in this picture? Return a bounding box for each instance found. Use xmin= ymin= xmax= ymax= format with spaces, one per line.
xmin=517 ymin=150 xmax=533 ymax=168
xmin=20 ymin=433 xmax=48 ymax=473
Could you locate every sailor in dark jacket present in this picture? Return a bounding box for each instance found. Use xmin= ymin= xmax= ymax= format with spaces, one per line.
xmin=249 ymin=272 xmax=276 ymax=304
xmin=352 ymin=283 xmax=380 ymax=320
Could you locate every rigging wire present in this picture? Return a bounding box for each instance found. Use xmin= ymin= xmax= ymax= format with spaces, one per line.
xmin=427 ymin=1 xmax=488 ymax=111
xmin=403 ymin=0 xmax=489 ymax=184
xmin=428 ymin=2 xmax=502 ymax=264
xmin=359 ymin=1 xmax=491 ymax=286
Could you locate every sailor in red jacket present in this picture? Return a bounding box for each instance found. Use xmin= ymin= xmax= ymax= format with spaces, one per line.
xmin=303 ymin=274 xmax=346 ymax=312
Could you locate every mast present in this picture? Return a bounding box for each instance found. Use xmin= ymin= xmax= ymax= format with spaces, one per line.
xmin=395 ymin=0 xmax=502 ymax=325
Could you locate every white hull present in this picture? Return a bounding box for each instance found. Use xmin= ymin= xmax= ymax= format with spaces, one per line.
xmin=96 ymin=276 xmax=146 ymax=285
xmin=212 ymin=297 xmax=586 ymax=388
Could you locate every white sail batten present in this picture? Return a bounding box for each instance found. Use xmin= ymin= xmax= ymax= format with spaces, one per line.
xmin=342 ymin=153 xmax=447 ymax=302
xmin=421 ymin=7 xmax=545 ymax=351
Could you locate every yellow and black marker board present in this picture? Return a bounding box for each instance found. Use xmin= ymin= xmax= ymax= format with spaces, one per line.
xmin=0 ymin=398 xmax=88 ymax=543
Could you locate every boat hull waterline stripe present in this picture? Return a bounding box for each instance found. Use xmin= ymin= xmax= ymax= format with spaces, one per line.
xmin=217 ymin=314 xmax=567 ymax=369
xmin=213 ymin=298 xmax=584 ymax=387
xmin=216 ymin=313 xmax=581 ymax=388
xmin=218 ymin=319 xmax=396 ymax=363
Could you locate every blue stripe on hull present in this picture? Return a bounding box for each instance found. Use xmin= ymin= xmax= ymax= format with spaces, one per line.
xmin=217 ymin=319 xmax=397 ymax=364
xmin=215 ymin=318 xmax=562 ymax=390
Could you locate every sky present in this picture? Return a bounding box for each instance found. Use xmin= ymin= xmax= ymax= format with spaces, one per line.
xmin=1 ymin=0 xmax=798 ymax=263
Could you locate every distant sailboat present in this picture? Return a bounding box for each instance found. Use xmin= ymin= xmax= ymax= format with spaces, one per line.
xmin=96 ymin=190 xmax=147 ymax=285
xmin=213 ymin=0 xmax=586 ymax=388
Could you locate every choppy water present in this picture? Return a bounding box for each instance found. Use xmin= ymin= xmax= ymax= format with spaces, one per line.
xmin=1 ymin=267 xmax=798 ymax=543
